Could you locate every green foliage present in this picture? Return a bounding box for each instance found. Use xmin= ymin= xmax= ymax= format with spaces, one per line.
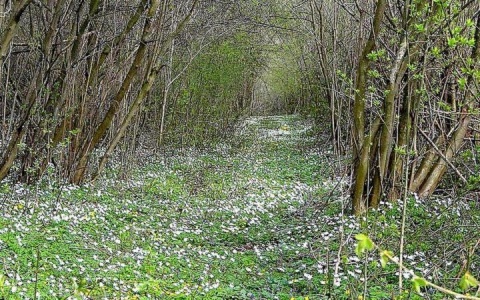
xmin=431 ymin=46 xmax=441 ymax=57
xmin=355 ymin=234 xmax=374 ymax=256
xmin=367 ymin=69 xmax=381 ymax=78
xmin=261 ymin=40 xmax=305 ymax=113
xmin=414 ymin=23 xmax=425 ymax=33
xmin=466 ymin=174 xmax=480 ymax=191
xmin=358 ymin=229 xmax=480 ymax=299
xmin=458 ymin=77 xmax=467 ymax=89
xmin=165 ymin=32 xmax=264 ymax=146
xmin=0 ymin=115 xmax=333 ymax=299
xmin=437 ymin=101 xmax=452 ymax=112
xmin=411 ymin=276 xmax=428 ymax=294
xmin=448 ymin=37 xmax=458 ymax=48
xmin=367 ymin=49 xmax=387 ymax=61
xmin=459 ymin=272 xmax=479 ymax=291
xmin=380 ymin=250 xmax=393 ymax=268
xmin=1 ymin=115 xmax=479 ymax=299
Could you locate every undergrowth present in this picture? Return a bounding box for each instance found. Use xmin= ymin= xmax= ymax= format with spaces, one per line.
xmin=0 ymin=115 xmax=478 ymax=299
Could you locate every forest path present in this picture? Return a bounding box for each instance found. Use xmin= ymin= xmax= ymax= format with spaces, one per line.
xmin=1 ymin=115 xmax=473 ymax=299
xmin=0 ymin=115 xmax=356 ymax=299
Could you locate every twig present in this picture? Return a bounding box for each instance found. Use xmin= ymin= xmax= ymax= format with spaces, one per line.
xmin=382 ymin=251 xmax=480 ymax=300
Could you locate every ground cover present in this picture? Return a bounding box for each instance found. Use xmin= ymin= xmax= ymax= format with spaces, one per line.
xmin=0 ymin=115 xmax=478 ymax=299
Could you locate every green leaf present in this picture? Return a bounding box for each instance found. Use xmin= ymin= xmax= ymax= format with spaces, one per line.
xmin=474 ymin=70 xmax=480 ymax=81
xmin=355 ymin=234 xmax=374 ymax=256
xmin=412 ymin=276 xmax=428 ymax=293
xmin=414 ymin=23 xmax=425 ymax=32
xmin=458 ymin=77 xmax=467 ymax=89
xmin=459 ymin=272 xmax=479 ymax=291
xmin=367 ymin=70 xmax=381 ymax=78
xmin=364 ymin=237 xmax=374 ymax=250
xmin=380 ymin=250 xmax=393 ymax=268
xmin=355 ymin=233 xmax=368 ymax=241
xmin=355 ymin=242 xmax=362 ymax=257
xmin=447 ymin=37 xmax=458 ymax=48
xmin=431 ymin=46 xmax=441 ymax=57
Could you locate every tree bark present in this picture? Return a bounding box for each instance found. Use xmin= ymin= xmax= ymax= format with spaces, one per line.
xmin=0 ymin=0 xmax=32 ymax=67
xmin=72 ymin=0 xmax=161 ymax=184
xmin=369 ymin=36 xmax=409 ymax=207
xmin=0 ymin=0 xmax=66 ymax=181
xmin=352 ymin=0 xmax=387 ymax=159
xmin=351 ymin=0 xmax=387 ymax=215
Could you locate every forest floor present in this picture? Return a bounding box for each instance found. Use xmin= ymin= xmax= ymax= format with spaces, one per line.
xmin=0 ymin=115 xmax=479 ymax=299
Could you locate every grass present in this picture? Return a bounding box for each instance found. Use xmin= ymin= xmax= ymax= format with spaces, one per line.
xmin=0 ymin=115 xmax=479 ymax=299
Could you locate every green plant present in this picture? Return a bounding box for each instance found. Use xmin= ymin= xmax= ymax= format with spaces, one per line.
xmin=355 ymin=234 xmax=480 ymax=299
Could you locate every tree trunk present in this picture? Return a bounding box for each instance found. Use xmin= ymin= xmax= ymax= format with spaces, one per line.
xmin=351 ymin=0 xmax=387 ymax=215
xmin=0 ymin=66 xmax=42 ymax=181
xmin=369 ymin=36 xmax=409 ymax=207
xmin=72 ymin=0 xmax=161 ymax=184
xmin=0 ymin=0 xmax=32 ymax=67
xmin=89 ymin=0 xmax=199 ymax=181
xmin=410 ymin=13 xmax=480 ymax=197
xmin=92 ymin=57 xmax=161 ymax=180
